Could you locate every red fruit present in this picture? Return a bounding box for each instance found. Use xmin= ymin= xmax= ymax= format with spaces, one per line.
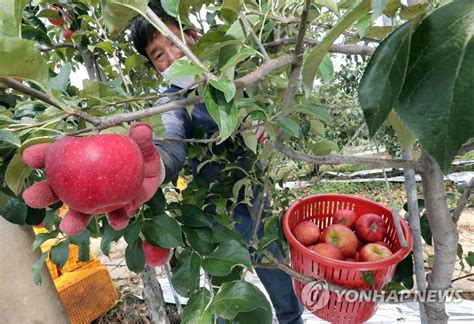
xmin=293 ymin=221 xmax=320 ymax=246
xmin=143 ymin=240 xmax=170 ymax=266
xmin=64 ymin=29 xmax=74 ymax=40
xmin=356 ymin=238 xmax=364 ymax=251
xmin=374 ymin=241 xmax=391 ymax=250
xmin=355 ymin=213 xmax=387 ymax=242
xmin=48 ymin=7 xmax=65 ymax=27
xmin=359 ymin=243 xmax=393 ymax=262
xmin=320 ymin=224 xmax=358 ymax=258
xmin=345 ymin=252 xmax=359 ymax=262
xmin=311 ymin=243 xmax=344 ymax=260
xmin=333 ymin=209 xmax=357 ymax=229
xmin=44 ymin=135 xmax=144 ymax=214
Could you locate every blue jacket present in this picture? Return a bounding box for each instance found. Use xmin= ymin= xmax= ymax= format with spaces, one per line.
xmin=153 ymin=85 xmax=268 ymax=216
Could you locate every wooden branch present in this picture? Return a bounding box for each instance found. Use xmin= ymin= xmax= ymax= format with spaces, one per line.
xmin=140 ymin=266 xmax=171 ymax=324
xmin=239 ymin=12 xmax=269 ymax=60
xmin=452 ymin=177 xmax=473 ymax=224
xmin=402 ymin=148 xmax=428 ymax=323
xmin=458 ymin=141 xmax=474 ymax=156
xmin=451 ymin=273 xmax=474 ymax=283
xmin=251 ymin=172 xmax=270 ymax=243
xmin=265 ymin=37 xmax=375 ymax=56
xmin=154 ymin=136 xmax=217 ymax=144
xmin=275 ymin=142 xmax=421 ymax=170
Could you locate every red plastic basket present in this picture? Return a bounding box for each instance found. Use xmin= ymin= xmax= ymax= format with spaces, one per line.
xmin=283 ymin=194 xmax=413 ymax=323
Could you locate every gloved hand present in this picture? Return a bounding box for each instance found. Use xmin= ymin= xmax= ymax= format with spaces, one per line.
xmin=22 ymin=123 xmax=165 ymax=236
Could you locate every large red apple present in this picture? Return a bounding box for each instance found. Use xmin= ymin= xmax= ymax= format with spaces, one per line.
xmin=320 ymin=224 xmax=358 ymax=258
xmin=359 ymin=243 xmax=393 ymax=262
xmin=293 ymin=221 xmax=320 ymax=245
xmin=310 ymin=243 xmax=344 ymax=260
xmin=44 ymin=135 xmax=144 ymax=214
xmin=355 ymin=213 xmax=387 ymax=242
xmin=143 ymin=240 xmax=170 ymax=266
xmin=333 ymin=209 xmax=357 ymax=229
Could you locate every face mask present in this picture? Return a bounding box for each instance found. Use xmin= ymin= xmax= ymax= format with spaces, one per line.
xmin=159 ymin=57 xmax=197 ymax=89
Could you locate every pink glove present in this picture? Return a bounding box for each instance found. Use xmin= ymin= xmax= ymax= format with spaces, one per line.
xmin=22 ymin=123 xmax=164 ymax=236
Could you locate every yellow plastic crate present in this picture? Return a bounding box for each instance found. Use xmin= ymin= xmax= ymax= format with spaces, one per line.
xmin=55 ymin=266 xmax=118 ymax=324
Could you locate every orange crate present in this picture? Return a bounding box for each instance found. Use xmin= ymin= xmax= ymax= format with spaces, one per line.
xmin=55 ymin=266 xmax=118 ymax=324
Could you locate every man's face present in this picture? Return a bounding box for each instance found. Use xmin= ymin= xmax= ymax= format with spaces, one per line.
xmin=145 ymin=22 xmax=197 ymax=73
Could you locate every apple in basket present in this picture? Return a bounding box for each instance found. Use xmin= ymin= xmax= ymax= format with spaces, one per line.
xmin=359 ymin=243 xmax=393 ymax=262
xmin=293 ymin=221 xmax=320 ymax=245
xmin=310 ymin=243 xmax=344 ymax=261
xmin=320 ymin=224 xmax=358 ymax=258
xmin=333 ymin=209 xmax=358 ymax=229
xmin=355 ymin=213 xmax=387 ymax=242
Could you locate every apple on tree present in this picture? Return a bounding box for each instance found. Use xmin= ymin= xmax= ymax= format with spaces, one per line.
xmin=143 ymin=240 xmax=170 ymax=266
xmin=22 ymin=123 xmax=163 ymax=235
xmin=293 ymin=220 xmax=320 ymax=245
xmin=333 ymin=209 xmax=357 ymax=229
xmin=355 ymin=213 xmax=387 ymax=242
xmin=64 ymin=29 xmax=74 ymax=40
xmin=320 ymin=224 xmax=358 ymax=258
xmin=359 ymin=243 xmax=393 ymax=262
xmin=310 ymin=243 xmax=344 ymax=261
xmin=48 ymin=7 xmax=66 ymax=27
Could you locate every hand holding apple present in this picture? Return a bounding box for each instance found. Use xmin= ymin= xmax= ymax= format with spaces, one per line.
xmin=22 ymin=123 xmax=163 ymax=235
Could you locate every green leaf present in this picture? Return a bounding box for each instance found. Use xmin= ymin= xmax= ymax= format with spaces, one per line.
xmin=310 ymin=119 xmax=326 ymax=137
xmin=315 ymin=0 xmax=339 ymax=15
xmin=293 ymin=104 xmax=333 ymax=124
xmin=32 ymin=231 xmax=59 ymax=251
xmin=0 ymin=130 xmax=21 ymax=147
xmin=277 ymin=118 xmax=300 ymax=137
xmin=162 ymin=0 xmax=180 ymax=17
xmin=172 ymin=249 xmax=201 ymax=297
xmin=0 ymin=192 xmax=27 ymax=224
xmin=101 ymin=0 xmax=148 ymax=33
xmin=25 ymin=207 xmax=45 ymax=226
xmin=356 ymin=14 xmax=372 ymax=38
xmin=95 ymin=41 xmax=115 ymax=55
xmin=204 ymin=84 xmax=238 ymax=143
xmin=212 ymin=281 xmax=272 ymax=323
xmin=32 ymin=252 xmax=48 ymax=285
xmin=182 ymin=288 xmax=213 ymax=324
xmin=392 ymin=252 xmax=414 ymax=289
xmin=5 ymin=150 xmax=32 ymax=196
xmin=312 ymin=139 xmax=338 ymax=155
xmin=302 ymin=0 xmax=371 ymax=93
xmin=69 ymin=230 xmax=91 ymax=246
xmin=124 ymin=220 xmax=144 ymax=244
xmin=241 ymin=130 xmax=257 ymax=154
xmin=466 ymin=251 xmax=474 ymax=268
xmin=213 ymin=225 xmax=246 ymax=246
xmin=221 ymin=0 xmax=242 ymax=24
xmin=49 ymin=63 xmax=72 ymax=93
xmin=420 ymin=214 xmax=432 ymax=246
xmin=142 ymin=216 xmax=183 ymax=248
xmin=202 ymin=240 xmax=252 ymax=276
xmin=220 ymin=47 xmax=257 ymax=72
xmin=371 ymin=0 xmax=387 ymax=21
xmin=387 ymin=111 xmax=416 ymax=149
xmin=166 ymin=58 xmax=206 ymax=80
xmin=50 ymin=240 xmax=70 ymax=268
xmin=457 ymin=243 xmax=465 ymax=273
xmin=362 ymin=270 xmax=375 ymax=288
xmin=78 ymin=244 xmax=91 ymax=262
xmin=359 ymin=18 xmax=418 ymax=137
xmin=317 ymin=55 xmax=334 ymax=83
xmin=383 ymin=281 xmax=405 ymax=292
xmin=146 ymin=188 xmax=166 ymax=216
xmin=183 ymin=226 xmax=214 ymax=256
xmin=100 ymin=221 xmax=123 ymax=257
xmin=395 ymin=0 xmax=474 ymax=173
xmin=208 ymin=79 xmax=236 ymax=103
xmin=364 ymin=26 xmax=394 ymax=40
xmin=177 ymin=204 xmax=213 ymax=228
xmin=0 ymin=37 xmax=48 ymax=89
xmin=399 ymin=3 xmax=428 ymax=20
xmin=0 ymin=0 xmax=27 ymax=37
xmin=125 ymin=238 xmax=145 ymax=273
xmin=124 ymin=53 xmax=148 ymax=74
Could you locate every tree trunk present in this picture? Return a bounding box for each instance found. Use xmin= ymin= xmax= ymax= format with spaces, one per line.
xmin=140 ymin=265 xmax=171 ymax=324
xmin=0 ymin=218 xmax=68 ymax=323
xmin=419 ymin=151 xmax=459 ymax=323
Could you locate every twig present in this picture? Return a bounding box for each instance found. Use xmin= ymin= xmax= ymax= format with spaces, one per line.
xmin=4 ymin=115 xmax=69 ymax=132
xmin=452 ymin=177 xmax=473 ymax=224
xmin=251 ymin=171 xmax=270 ymax=243
xmin=37 ymin=43 xmax=78 ymax=52
xmin=239 ymin=12 xmax=270 ymax=60
xmin=154 ymin=136 xmax=217 ymax=144
xmin=265 ymin=37 xmax=375 ymax=56
xmin=451 ymin=273 xmax=474 ymax=283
